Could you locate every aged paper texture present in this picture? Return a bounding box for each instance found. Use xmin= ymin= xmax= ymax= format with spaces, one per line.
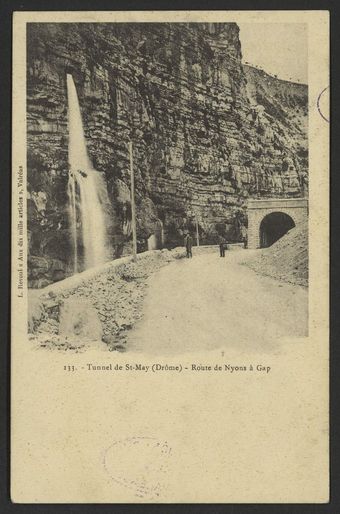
xmin=11 ymin=10 xmax=329 ymax=503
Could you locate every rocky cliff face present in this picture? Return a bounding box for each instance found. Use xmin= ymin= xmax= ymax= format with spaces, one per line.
xmin=27 ymin=22 xmax=308 ymax=287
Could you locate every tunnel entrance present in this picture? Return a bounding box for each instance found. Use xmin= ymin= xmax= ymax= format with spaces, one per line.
xmin=259 ymin=212 xmax=295 ymax=248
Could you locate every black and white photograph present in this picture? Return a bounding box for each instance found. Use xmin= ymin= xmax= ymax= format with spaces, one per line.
xmin=11 ymin=10 xmax=329 ymax=504
xmin=26 ymin=20 xmax=309 ymax=354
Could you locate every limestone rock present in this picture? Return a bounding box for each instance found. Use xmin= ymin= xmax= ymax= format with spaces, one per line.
xmin=27 ymin=23 xmax=308 ymax=286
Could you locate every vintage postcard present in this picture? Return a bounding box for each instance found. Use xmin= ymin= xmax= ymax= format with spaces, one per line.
xmin=11 ymin=10 xmax=329 ymax=503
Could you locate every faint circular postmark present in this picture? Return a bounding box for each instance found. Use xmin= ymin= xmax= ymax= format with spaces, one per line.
xmin=103 ymin=436 xmax=172 ymax=500
xmin=317 ymin=86 xmax=329 ymax=123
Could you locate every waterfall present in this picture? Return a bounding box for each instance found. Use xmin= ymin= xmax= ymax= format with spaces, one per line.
xmin=66 ymin=74 xmax=110 ymax=272
xmin=159 ymin=220 xmax=165 ymax=247
xmin=147 ymin=221 xmax=165 ymax=251
xmin=67 ymin=176 xmax=78 ymax=272
xmin=147 ymin=234 xmax=157 ymax=251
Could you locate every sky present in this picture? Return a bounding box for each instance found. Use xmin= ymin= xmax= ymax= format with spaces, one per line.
xmin=238 ymin=23 xmax=308 ymax=84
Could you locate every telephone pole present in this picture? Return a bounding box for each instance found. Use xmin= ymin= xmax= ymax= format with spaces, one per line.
xmin=128 ymin=141 xmax=137 ymax=262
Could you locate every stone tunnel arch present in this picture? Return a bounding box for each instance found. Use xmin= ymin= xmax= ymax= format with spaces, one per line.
xmin=259 ymin=211 xmax=295 ymax=248
xmin=247 ymin=198 xmax=308 ymax=249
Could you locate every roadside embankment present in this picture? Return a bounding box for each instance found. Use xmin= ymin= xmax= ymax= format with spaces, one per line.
xmin=28 ymin=248 xmax=185 ymax=352
xmin=241 ymin=222 xmax=308 ymax=287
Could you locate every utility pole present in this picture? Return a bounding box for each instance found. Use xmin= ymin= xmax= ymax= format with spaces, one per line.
xmin=128 ymin=141 xmax=137 ymax=262
xmin=195 ymin=215 xmax=200 ymax=247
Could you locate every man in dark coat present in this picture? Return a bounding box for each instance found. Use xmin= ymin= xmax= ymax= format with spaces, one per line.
xmin=219 ymin=237 xmax=228 ymax=257
xmin=185 ymin=233 xmax=193 ymax=258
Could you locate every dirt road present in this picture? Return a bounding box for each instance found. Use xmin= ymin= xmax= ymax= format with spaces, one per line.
xmin=127 ymin=249 xmax=308 ymax=355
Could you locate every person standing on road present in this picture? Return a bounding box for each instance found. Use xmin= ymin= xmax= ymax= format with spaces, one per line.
xmin=240 ymin=224 xmax=247 ymax=249
xmin=219 ymin=237 xmax=228 ymax=257
xmin=185 ymin=233 xmax=193 ymax=258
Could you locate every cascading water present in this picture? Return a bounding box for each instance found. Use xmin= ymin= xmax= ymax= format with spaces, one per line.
xmin=147 ymin=221 xmax=165 ymax=251
xmin=66 ymin=74 xmax=110 ymax=272
xmin=147 ymin=234 xmax=157 ymax=251
xmin=159 ymin=220 xmax=165 ymax=247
